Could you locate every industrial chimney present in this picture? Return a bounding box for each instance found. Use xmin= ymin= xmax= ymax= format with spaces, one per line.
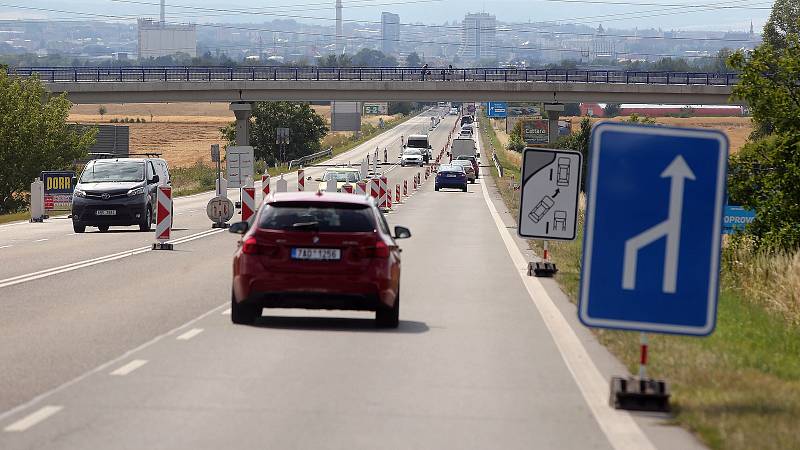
xmin=160 ymin=0 xmax=165 ymax=23
xmin=335 ymin=0 xmax=343 ymax=54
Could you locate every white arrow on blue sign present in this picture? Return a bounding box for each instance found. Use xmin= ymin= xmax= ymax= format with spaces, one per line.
xmin=579 ymin=122 xmax=728 ymax=336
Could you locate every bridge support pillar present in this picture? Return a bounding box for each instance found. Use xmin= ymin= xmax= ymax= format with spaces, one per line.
xmin=229 ymin=102 xmax=253 ymax=146
xmin=544 ymin=103 xmax=565 ymax=145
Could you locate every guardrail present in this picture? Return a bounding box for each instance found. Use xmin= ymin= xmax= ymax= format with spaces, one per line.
xmin=288 ymin=146 xmax=333 ymax=171
xmin=492 ymin=151 xmax=504 ymax=178
xmin=8 ymin=66 xmax=741 ymax=86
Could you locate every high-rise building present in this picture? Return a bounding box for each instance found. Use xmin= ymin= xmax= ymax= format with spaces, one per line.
xmin=458 ymin=13 xmax=496 ymax=59
xmin=137 ymin=19 xmax=196 ymax=59
xmin=381 ymin=12 xmax=400 ymax=54
xmin=336 ymin=0 xmax=343 ymax=55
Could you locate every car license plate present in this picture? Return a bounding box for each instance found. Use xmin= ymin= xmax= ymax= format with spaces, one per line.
xmin=446 ymin=174 xmax=457 ymax=178
xmin=291 ymin=248 xmax=341 ymax=261
xmin=95 ymin=210 xmax=116 ymax=216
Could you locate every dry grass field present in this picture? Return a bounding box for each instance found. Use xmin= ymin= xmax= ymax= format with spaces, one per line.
xmin=70 ymin=103 xmax=396 ymax=168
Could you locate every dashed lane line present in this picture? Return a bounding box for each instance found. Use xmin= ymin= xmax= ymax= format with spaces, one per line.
xmin=176 ymin=328 xmax=204 ymax=341
xmin=3 ymin=406 xmax=63 ymax=432
xmin=109 ymin=360 xmax=148 ymax=376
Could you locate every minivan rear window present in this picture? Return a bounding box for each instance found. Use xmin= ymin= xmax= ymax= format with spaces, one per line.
xmin=258 ymin=202 xmax=376 ymax=232
xmin=406 ymin=138 xmax=428 ymax=148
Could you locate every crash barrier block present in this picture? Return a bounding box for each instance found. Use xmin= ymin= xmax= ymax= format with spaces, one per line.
xmin=528 ymin=261 xmax=558 ymax=277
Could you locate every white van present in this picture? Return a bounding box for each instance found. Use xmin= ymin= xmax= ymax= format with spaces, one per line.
xmin=405 ymin=134 xmax=432 ymax=163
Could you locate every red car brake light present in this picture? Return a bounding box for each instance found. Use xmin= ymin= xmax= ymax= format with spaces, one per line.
xmin=241 ymin=236 xmax=278 ymax=256
xmin=356 ymin=239 xmax=391 ymax=259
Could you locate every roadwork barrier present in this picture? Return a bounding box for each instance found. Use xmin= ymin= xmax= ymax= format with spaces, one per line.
xmin=153 ymin=186 xmax=173 ymax=250
xmin=242 ymin=187 xmax=256 ymax=225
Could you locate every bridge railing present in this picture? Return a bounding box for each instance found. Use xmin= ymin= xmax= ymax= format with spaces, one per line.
xmin=8 ymin=67 xmax=740 ymax=86
xmin=287 ymin=146 xmax=333 ymax=171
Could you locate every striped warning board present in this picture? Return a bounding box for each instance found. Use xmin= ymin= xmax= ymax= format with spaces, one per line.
xmin=153 ymin=186 xmax=172 ymax=250
xmin=242 ymin=187 xmax=256 ymax=225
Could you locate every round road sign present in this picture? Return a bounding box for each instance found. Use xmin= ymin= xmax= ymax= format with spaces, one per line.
xmin=207 ymin=196 xmax=235 ymax=223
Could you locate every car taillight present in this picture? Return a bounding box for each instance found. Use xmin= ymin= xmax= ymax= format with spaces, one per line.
xmin=241 ymin=237 xmax=277 ymax=256
xmin=357 ymin=240 xmax=391 ymax=259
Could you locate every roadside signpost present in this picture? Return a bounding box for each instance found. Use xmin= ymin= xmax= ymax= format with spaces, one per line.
xmin=579 ymin=122 xmax=728 ymax=411
xmin=226 ymin=146 xmax=254 ymax=189
xmin=207 ymin=196 xmax=235 ymax=228
xmin=518 ymin=148 xmax=582 ymax=277
xmin=487 ymin=102 xmax=508 ymax=118
xmin=40 ymin=171 xmax=75 ymax=215
xmin=722 ymin=205 xmax=756 ymax=234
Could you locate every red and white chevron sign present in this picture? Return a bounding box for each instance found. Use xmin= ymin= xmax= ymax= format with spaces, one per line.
xmin=370 ymin=178 xmax=380 ymax=201
xmin=355 ymin=181 xmax=367 ymax=196
xmin=379 ymin=175 xmax=388 ymax=208
xmin=261 ymin=173 xmax=270 ymax=199
xmin=241 ymin=187 xmax=256 ymax=225
xmin=297 ymin=169 xmax=305 ymax=191
xmin=155 ymin=186 xmax=172 ymax=243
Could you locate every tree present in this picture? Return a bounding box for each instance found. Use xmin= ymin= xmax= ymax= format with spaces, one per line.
xmin=405 ymin=52 xmax=422 ymax=67
xmin=0 ymin=72 xmax=96 ymax=213
xmin=728 ymin=133 xmax=800 ymax=250
xmin=352 ymin=48 xmax=397 ymax=67
xmin=388 ymin=102 xmax=419 ymax=115
xmin=651 ymin=57 xmax=691 ymax=72
xmin=730 ymin=35 xmax=800 ymax=136
xmin=626 ymin=113 xmax=657 ymax=124
xmin=564 ymin=103 xmax=581 ymax=116
xmin=98 ymin=105 xmax=107 ymax=119
xmin=221 ymin=102 xmax=328 ymax=165
xmin=763 ymin=0 xmax=800 ymax=51
xmin=603 ymin=103 xmax=620 ymax=117
xmin=507 ymin=121 xmax=525 ymax=152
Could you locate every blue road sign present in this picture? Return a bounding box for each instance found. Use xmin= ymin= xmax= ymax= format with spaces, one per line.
xmin=487 ymin=102 xmax=508 ymax=118
xmin=722 ymin=205 xmax=756 ymax=234
xmin=579 ymin=123 xmax=728 ymax=336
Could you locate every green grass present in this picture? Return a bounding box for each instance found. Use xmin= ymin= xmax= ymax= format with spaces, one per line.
xmin=482 ymin=117 xmax=800 ymax=450
xmin=0 ymin=210 xmax=33 ymax=224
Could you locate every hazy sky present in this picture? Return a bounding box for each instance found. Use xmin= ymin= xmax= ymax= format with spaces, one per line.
xmin=0 ymin=0 xmax=772 ymax=31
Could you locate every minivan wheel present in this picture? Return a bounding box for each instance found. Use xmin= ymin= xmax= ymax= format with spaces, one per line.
xmin=231 ymin=292 xmax=260 ymax=325
xmin=376 ymin=294 xmax=400 ymax=328
xmin=139 ymin=207 xmax=152 ymax=232
xmin=73 ymin=222 xmax=86 ymax=233
xmin=98 ymin=225 xmax=110 ymax=232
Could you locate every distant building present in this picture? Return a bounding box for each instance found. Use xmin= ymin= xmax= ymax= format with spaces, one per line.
xmin=137 ymin=18 xmax=196 ymax=59
xmin=458 ymin=13 xmax=496 ymax=60
xmin=381 ymin=12 xmax=400 ymax=54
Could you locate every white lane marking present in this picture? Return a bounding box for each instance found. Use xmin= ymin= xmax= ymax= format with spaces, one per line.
xmin=0 ymin=302 xmax=227 ymax=423
xmin=0 ymin=229 xmax=223 ymax=290
xmin=479 ymin=172 xmax=656 ymax=450
xmin=221 ymin=308 xmax=231 ymax=315
xmin=0 ymin=245 xmax=11 ymax=249
xmin=176 ymin=328 xmax=203 ymax=340
xmin=3 ymin=406 xmax=63 ymax=432
xmin=109 ymin=359 xmax=148 ymax=376
xmin=33 ymin=238 xmax=48 ymax=243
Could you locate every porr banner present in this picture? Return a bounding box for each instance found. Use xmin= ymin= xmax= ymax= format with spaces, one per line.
xmin=41 ymin=171 xmax=76 ymax=212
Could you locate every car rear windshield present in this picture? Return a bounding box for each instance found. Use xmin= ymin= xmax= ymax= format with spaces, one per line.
xmin=80 ymin=161 xmax=145 ymax=183
xmin=403 ymin=149 xmax=422 ymax=155
xmin=406 ymin=138 xmax=428 ymax=148
xmin=258 ymin=202 xmax=376 ymax=232
xmin=323 ymin=171 xmax=360 ymax=182
xmin=439 ymin=165 xmax=464 ymax=172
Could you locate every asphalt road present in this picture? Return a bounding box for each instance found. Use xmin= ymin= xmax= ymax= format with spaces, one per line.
xmin=0 ymin=111 xmax=705 ymax=449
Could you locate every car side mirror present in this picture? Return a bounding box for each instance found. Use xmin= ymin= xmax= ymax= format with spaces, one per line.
xmin=307 ymin=176 xmax=312 ymax=180
xmin=229 ymin=221 xmax=249 ymax=234
xmin=149 ymin=175 xmax=159 ymax=184
xmin=393 ymin=225 xmax=411 ymax=239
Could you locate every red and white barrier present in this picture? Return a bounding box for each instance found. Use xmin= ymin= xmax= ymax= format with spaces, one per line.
xmin=379 ymin=175 xmax=388 ymax=208
xmin=242 ymin=187 xmax=256 ymax=225
xmin=370 ymin=177 xmax=380 ymax=201
xmin=356 ymin=180 xmax=367 ymax=196
xmin=153 ymin=186 xmax=173 ymax=250
xmin=403 ymin=180 xmax=408 ymax=196
xmin=396 ymin=184 xmax=401 ymax=203
xmin=342 ymin=182 xmax=353 ymax=194
xmin=413 ymin=174 xmax=418 ymax=190
xmin=261 ymin=172 xmax=270 ymax=200
xmin=387 ymin=189 xmax=392 ymax=209
xmin=297 ymin=169 xmax=305 ymax=191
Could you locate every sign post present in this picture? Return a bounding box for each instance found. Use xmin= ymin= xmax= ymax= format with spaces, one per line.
xmin=579 ymin=122 xmax=729 ymax=412
xmin=518 ymin=148 xmax=582 ymax=277
xmin=207 ymin=196 xmax=234 ymax=229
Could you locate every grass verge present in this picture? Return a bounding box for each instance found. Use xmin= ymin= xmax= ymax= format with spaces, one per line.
xmin=481 ymin=113 xmax=800 ymax=450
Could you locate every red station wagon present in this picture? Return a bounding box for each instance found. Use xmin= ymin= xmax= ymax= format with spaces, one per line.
xmin=229 ymin=191 xmax=411 ymax=327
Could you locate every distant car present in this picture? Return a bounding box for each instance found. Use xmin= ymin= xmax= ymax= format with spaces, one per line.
xmin=435 ymin=164 xmax=467 ymax=192
xmin=406 ymin=134 xmax=432 ymax=163
xmin=229 ymin=191 xmax=412 ymax=328
xmin=71 ymin=157 xmax=170 ymax=233
xmin=449 ymin=107 xmax=459 ymax=115
xmin=460 ymin=115 xmax=474 ymax=127
xmin=401 ymin=148 xmax=425 ymax=167
xmin=458 ymin=129 xmax=473 ymax=138
xmin=317 ymin=167 xmax=362 ymax=192
xmin=455 ymin=155 xmax=479 ymax=177
xmin=450 ymin=160 xmax=476 ymax=183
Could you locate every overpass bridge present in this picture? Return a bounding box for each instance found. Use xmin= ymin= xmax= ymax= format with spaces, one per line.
xmin=10 ymin=66 xmax=740 ymax=105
